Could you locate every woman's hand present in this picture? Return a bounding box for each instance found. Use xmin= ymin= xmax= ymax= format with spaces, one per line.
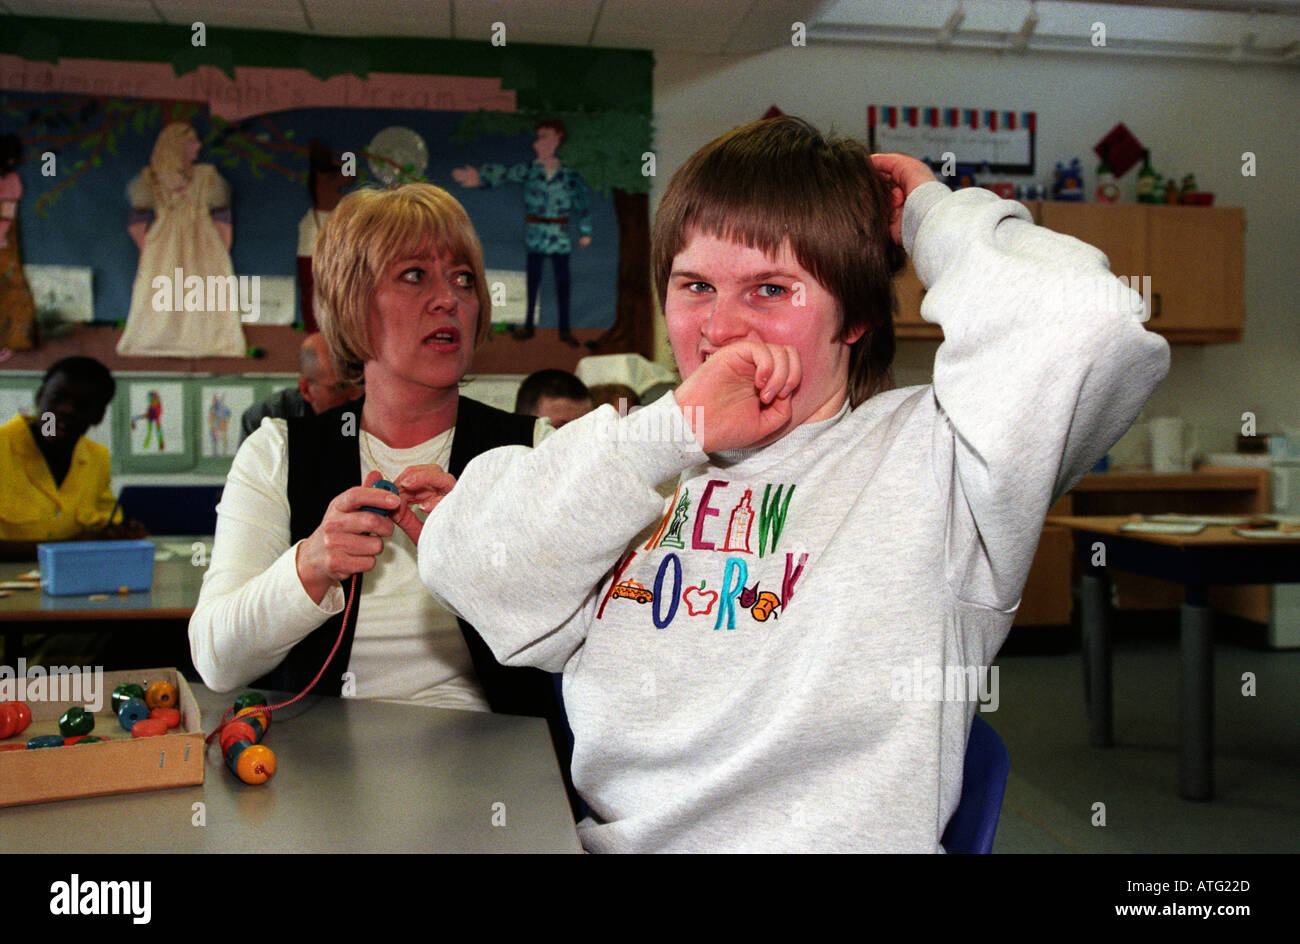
xmin=871 ymin=153 xmax=939 ymax=245
xmin=294 ymin=470 xmax=401 ymax=605
xmin=390 ymin=464 xmax=458 ymax=545
xmin=673 ymin=340 xmax=802 ymax=453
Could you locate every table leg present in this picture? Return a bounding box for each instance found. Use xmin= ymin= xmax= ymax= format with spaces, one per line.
xmin=1180 ymin=587 xmax=1214 ymax=801
xmin=1081 ymin=571 xmax=1113 ymax=748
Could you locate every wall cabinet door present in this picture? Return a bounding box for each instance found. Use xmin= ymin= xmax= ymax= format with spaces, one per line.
xmin=1146 ymin=206 xmax=1245 ymax=341
xmin=894 ymin=200 xmax=1245 ymax=343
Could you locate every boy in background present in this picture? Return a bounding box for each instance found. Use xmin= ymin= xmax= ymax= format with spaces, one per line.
xmin=514 ymin=368 xmax=594 ymax=430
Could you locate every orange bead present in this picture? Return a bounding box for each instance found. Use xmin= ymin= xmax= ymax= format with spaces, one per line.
xmin=234 ymin=743 xmax=276 ymax=785
xmin=144 ymin=680 xmax=177 ymax=710
xmin=235 ymin=706 xmax=270 ymax=733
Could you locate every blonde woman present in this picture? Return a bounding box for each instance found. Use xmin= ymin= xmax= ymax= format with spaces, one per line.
xmin=189 ymin=185 xmax=572 ymax=804
xmin=117 ymin=121 xmax=246 ymax=357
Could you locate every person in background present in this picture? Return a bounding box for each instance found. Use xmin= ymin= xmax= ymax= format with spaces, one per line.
xmin=587 ymin=383 xmax=640 ymax=414
xmin=514 ymin=368 xmax=594 ymax=429
xmin=239 ymin=332 xmax=361 ymax=444
xmin=0 ymin=357 xmax=144 ymax=561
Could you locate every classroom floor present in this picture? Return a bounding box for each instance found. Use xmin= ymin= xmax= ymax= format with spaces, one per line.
xmin=990 ymin=614 xmax=1300 ymax=853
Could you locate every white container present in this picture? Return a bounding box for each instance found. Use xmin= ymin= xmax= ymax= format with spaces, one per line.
xmin=1149 ymin=417 xmax=1195 ymax=473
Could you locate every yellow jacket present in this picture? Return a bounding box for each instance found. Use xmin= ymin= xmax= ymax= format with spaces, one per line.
xmin=0 ymin=414 xmax=119 ymax=541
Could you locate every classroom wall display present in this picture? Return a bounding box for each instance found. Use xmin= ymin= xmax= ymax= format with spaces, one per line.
xmin=868 ymin=106 xmax=1037 ymax=175
xmin=116 ymin=379 xmax=192 ymax=472
xmin=22 ymin=264 xmax=95 ymax=322
xmin=198 ymin=384 xmax=254 ymax=458
xmin=0 ymin=16 xmax=656 ymax=371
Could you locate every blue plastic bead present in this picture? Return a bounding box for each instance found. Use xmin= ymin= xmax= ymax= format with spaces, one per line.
xmin=118 ymin=696 xmax=150 ymax=731
xmin=225 ymin=739 xmax=252 ymax=772
xmin=361 ymin=479 xmax=400 ymax=516
xmin=27 ymin=734 xmax=64 ymax=749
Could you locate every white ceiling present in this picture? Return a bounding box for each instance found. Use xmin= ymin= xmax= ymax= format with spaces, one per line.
xmin=0 ymin=1 xmax=1295 ymax=64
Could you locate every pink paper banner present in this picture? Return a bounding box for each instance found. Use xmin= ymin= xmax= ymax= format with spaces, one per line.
xmin=0 ymin=55 xmax=516 ymax=119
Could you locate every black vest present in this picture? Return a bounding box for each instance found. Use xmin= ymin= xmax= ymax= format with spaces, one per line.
xmin=259 ymin=396 xmax=574 ymax=797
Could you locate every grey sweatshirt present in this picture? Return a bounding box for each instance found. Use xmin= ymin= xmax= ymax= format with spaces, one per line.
xmin=418 ymin=182 xmax=1170 ymax=852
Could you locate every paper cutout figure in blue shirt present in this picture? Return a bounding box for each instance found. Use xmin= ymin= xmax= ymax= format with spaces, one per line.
xmin=453 ymin=119 xmax=592 ymax=345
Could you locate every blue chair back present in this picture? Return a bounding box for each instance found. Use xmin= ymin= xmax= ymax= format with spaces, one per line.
xmin=117 ymin=485 xmax=224 ymax=536
xmin=941 ymin=714 xmax=1010 ymax=854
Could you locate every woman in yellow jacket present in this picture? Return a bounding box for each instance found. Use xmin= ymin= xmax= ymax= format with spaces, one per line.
xmin=0 ymin=357 xmax=141 ymax=560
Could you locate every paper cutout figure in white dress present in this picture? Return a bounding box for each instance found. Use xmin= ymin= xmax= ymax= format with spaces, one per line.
xmin=117 ymin=122 xmax=247 ymax=358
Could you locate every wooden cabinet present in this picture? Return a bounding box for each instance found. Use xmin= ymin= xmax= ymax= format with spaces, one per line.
xmin=893 ymin=201 xmax=1246 ymax=343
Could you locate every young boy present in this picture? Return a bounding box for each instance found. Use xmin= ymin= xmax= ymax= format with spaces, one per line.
xmin=397 ymin=117 xmax=1169 ymax=852
xmin=514 ymin=368 xmax=595 ymax=430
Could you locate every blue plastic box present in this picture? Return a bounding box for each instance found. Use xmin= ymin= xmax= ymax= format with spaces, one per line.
xmin=36 ymin=540 xmax=155 ymax=596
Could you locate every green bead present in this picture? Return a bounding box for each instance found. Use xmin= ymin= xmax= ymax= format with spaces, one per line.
xmin=58 ymin=706 xmax=95 ymax=737
xmin=111 ymin=683 xmax=146 ymax=715
xmin=233 ymin=691 xmax=267 ymax=713
xmin=75 ymin=736 xmax=107 ymax=744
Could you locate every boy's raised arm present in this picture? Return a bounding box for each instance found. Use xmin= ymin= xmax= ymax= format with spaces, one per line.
xmin=415 ymin=397 xmax=706 ymax=670
xmin=901 ymin=178 xmax=1169 ymax=610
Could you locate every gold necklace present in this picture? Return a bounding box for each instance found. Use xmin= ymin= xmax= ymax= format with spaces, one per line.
xmin=359 ymin=430 xmax=392 ymax=482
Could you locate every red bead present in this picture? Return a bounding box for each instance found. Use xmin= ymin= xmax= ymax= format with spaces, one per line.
xmin=0 ymin=743 xmax=26 ymax=752
xmin=11 ymin=701 xmax=31 ymax=735
xmin=219 ymin=721 xmax=256 ymax=754
xmin=150 ymin=707 xmax=182 ymax=729
xmin=0 ymin=703 xmax=16 ymax=740
xmin=130 ymin=718 xmax=168 ymax=738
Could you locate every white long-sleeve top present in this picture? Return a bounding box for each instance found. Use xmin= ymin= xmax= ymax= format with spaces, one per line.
xmin=189 ymin=418 xmax=545 ymax=708
xmin=417 ymin=182 xmax=1171 ymax=851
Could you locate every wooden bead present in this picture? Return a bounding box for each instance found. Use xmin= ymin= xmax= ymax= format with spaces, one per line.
xmin=145 ymin=680 xmax=177 ymax=710
xmin=233 ymin=743 xmax=276 ymax=785
xmin=111 ymin=684 xmax=146 ymax=715
xmin=58 ymin=706 xmax=95 ymax=737
xmin=131 ymin=719 xmax=168 ymax=738
xmin=219 ymin=720 xmax=257 ymax=754
xmin=232 ymin=691 xmax=267 ymax=713
xmin=117 ymin=697 xmax=149 ymax=731
xmin=11 ymin=701 xmax=31 ymax=735
xmin=150 ymin=707 xmax=182 ymax=729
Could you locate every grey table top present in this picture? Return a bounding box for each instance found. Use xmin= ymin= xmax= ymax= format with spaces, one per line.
xmin=0 ymin=538 xmax=209 ymax=623
xmin=0 ymin=684 xmax=583 ymax=853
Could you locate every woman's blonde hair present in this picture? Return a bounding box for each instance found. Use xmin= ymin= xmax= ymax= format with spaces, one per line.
xmin=313 ymin=183 xmax=491 ymax=386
